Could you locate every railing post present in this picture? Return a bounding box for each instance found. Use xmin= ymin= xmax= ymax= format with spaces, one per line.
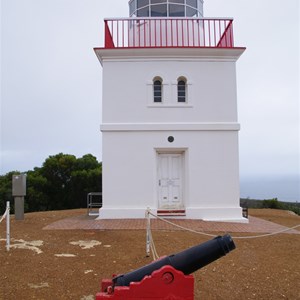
xmin=229 ymin=20 xmax=234 ymax=47
xmin=103 ymin=18 xmax=234 ymax=49
xmin=104 ymin=20 xmax=115 ymax=49
xmin=216 ymin=19 xmax=234 ymax=48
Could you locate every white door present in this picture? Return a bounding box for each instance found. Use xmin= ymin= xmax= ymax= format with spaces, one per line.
xmin=158 ymin=153 xmax=184 ymax=210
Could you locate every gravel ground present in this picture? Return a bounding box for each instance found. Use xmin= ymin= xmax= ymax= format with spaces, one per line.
xmin=0 ymin=208 xmax=299 ymax=300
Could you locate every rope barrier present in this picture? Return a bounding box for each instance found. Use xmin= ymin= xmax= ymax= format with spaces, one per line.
xmin=146 ymin=208 xmax=160 ymax=260
xmin=148 ymin=210 xmax=217 ymax=238
xmin=150 ymin=231 xmax=159 ymax=260
xmin=0 ymin=208 xmax=8 ymax=224
xmin=0 ymin=202 xmax=10 ymax=251
xmin=145 ymin=208 xmax=300 ymax=253
xmin=232 ymin=224 xmax=300 ymax=239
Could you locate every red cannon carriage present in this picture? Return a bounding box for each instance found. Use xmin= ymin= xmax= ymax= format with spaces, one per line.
xmin=96 ymin=234 xmax=235 ymax=299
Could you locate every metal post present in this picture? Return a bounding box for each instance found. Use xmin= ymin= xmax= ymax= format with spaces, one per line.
xmin=6 ymin=201 xmax=10 ymax=251
xmin=14 ymin=196 xmax=24 ymax=220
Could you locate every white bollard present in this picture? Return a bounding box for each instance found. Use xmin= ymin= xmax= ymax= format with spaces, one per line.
xmin=6 ymin=201 xmax=10 ymax=251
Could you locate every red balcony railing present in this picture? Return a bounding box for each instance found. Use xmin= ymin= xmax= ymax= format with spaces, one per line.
xmin=104 ymin=18 xmax=234 ymax=49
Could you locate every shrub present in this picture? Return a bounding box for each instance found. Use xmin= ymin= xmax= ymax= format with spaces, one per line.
xmin=262 ymin=198 xmax=284 ymax=209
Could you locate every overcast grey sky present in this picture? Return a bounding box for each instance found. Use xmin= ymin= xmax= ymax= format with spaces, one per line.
xmin=1 ymin=0 xmax=299 ymax=198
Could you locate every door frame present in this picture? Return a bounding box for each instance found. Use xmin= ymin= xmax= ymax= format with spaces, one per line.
xmin=155 ymin=149 xmax=186 ymax=211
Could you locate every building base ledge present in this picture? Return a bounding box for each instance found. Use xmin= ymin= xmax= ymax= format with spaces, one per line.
xmin=96 ymin=207 xmax=154 ymax=219
xmin=97 ymin=206 xmax=248 ymax=223
xmin=185 ymin=207 xmax=249 ymax=223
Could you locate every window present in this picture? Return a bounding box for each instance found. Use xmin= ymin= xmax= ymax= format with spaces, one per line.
xmin=169 ymin=4 xmax=185 ymax=17
xmin=177 ymin=77 xmax=187 ymax=102
xmin=129 ymin=0 xmax=136 ymax=16
xmin=130 ymin=0 xmax=202 ymax=17
xmin=151 ymin=4 xmax=167 ymax=16
xmin=137 ymin=0 xmax=149 ymax=8
xmin=137 ymin=0 xmax=150 ymax=16
xmin=153 ymin=77 xmax=163 ymax=102
xmin=148 ymin=75 xmax=192 ymax=107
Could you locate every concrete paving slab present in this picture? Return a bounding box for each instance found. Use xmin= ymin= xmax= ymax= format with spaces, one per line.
xmin=43 ymin=214 xmax=300 ymax=235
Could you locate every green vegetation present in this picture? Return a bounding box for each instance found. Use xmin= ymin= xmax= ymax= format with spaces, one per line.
xmin=1 ymin=156 xmax=299 ymax=217
xmin=0 ymin=153 xmax=102 ymax=213
xmin=241 ymin=198 xmax=300 ymax=216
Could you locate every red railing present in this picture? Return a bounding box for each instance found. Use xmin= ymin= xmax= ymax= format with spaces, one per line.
xmin=104 ymin=18 xmax=234 ymax=49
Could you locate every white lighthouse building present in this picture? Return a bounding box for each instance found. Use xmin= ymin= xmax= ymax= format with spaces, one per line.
xmin=94 ymin=0 xmax=246 ymax=221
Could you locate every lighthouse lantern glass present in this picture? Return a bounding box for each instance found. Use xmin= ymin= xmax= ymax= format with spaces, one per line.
xmin=151 ymin=4 xmax=167 ymax=16
xmin=129 ymin=0 xmax=203 ymax=18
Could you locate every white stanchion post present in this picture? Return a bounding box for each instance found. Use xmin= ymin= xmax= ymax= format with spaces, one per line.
xmin=146 ymin=207 xmax=151 ymax=257
xmin=6 ymin=201 xmax=10 ymax=251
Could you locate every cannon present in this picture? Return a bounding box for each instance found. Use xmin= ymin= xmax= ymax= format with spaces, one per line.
xmin=96 ymin=234 xmax=236 ymax=299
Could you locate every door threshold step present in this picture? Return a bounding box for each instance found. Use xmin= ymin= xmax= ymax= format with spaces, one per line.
xmin=88 ymin=212 xmax=100 ymax=216
xmin=157 ymin=210 xmax=186 ymax=216
xmin=158 ymin=213 xmax=186 ymax=217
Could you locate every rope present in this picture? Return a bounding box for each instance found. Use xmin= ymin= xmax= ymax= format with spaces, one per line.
xmin=150 ymin=231 xmax=159 ymax=260
xmin=233 ymin=224 xmax=300 ymax=239
xmin=146 ymin=209 xmax=300 ymax=240
xmin=0 ymin=208 xmax=8 ymax=224
xmin=146 ymin=208 xmax=160 ymax=260
xmin=148 ymin=211 xmax=218 ymax=238
xmin=1 ymin=202 xmax=10 ymax=251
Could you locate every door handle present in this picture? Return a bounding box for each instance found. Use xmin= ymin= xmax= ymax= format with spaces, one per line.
xmin=159 ymin=180 xmax=161 ymax=186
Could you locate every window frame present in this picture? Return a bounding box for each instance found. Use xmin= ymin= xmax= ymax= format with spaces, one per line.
xmin=177 ymin=77 xmax=187 ymax=103
xmin=153 ymin=77 xmax=163 ymax=103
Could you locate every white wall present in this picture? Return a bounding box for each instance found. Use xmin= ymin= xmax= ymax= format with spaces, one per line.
xmin=97 ymin=47 xmax=246 ymax=221
xmin=100 ymin=128 xmax=243 ymax=221
xmin=102 ymin=58 xmax=238 ymax=123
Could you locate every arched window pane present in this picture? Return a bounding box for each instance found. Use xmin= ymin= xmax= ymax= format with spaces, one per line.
xmin=154 ymin=79 xmax=162 ymax=102
xmin=178 ymin=80 xmax=186 ymax=102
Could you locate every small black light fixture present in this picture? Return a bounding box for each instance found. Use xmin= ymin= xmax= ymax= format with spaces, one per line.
xmin=168 ymin=136 xmax=174 ymax=143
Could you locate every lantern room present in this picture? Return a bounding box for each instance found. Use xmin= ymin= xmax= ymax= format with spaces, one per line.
xmin=129 ymin=0 xmax=203 ymax=18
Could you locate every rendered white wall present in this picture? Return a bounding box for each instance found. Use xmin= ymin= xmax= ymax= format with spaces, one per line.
xmin=102 ymin=59 xmax=238 ymax=123
xmin=96 ymin=48 xmax=246 ymax=222
xmin=100 ymin=128 xmax=243 ymax=221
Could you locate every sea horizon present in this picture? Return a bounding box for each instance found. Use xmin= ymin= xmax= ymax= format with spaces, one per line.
xmin=240 ymin=175 xmax=300 ymax=203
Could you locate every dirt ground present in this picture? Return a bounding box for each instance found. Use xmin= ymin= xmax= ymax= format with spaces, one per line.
xmin=0 ymin=208 xmax=299 ymax=300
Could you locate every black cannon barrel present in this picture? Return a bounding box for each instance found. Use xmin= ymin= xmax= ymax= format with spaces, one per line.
xmin=113 ymin=234 xmax=235 ymax=287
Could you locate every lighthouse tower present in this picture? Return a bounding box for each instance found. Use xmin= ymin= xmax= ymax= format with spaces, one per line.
xmin=94 ymin=0 xmax=246 ymax=222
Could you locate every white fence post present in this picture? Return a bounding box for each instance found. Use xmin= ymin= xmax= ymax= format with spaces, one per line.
xmin=146 ymin=207 xmax=151 ymax=257
xmin=6 ymin=201 xmax=10 ymax=251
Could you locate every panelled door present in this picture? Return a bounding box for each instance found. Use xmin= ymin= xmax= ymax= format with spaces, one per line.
xmin=157 ymin=153 xmax=184 ymax=210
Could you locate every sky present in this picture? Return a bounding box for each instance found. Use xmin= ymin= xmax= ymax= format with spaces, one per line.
xmin=1 ymin=1 xmax=299 ymax=200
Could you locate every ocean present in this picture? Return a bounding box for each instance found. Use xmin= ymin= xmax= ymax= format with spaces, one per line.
xmin=240 ymin=175 xmax=300 ymax=202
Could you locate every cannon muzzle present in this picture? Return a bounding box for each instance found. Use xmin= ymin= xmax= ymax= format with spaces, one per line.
xmin=113 ymin=234 xmax=235 ymax=287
